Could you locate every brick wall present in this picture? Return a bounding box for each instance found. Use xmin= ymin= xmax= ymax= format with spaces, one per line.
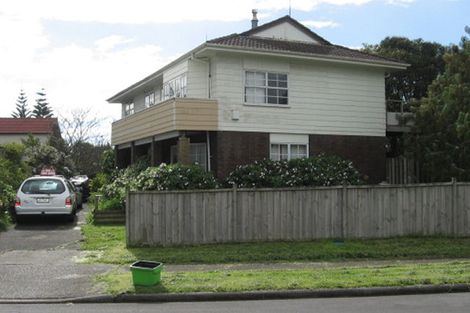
xmin=211 ymin=131 xmax=269 ymax=179
xmin=309 ymin=134 xmax=386 ymax=183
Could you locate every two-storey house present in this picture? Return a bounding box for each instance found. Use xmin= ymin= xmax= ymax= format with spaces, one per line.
xmin=108 ymin=13 xmax=407 ymax=183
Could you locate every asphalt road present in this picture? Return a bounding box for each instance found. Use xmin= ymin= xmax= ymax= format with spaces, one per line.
xmin=0 ymin=293 xmax=469 ymax=313
xmin=0 ymin=206 xmax=110 ymax=299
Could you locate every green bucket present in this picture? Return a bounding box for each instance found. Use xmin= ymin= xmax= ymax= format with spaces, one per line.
xmin=130 ymin=261 xmax=163 ymax=286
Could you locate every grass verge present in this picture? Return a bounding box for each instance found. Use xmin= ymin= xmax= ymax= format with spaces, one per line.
xmin=98 ymin=261 xmax=470 ymax=295
xmin=81 ymin=224 xmax=470 ymax=265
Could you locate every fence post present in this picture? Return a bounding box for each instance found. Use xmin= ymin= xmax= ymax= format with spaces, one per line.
xmin=341 ymin=183 xmax=347 ymax=238
xmin=125 ymin=187 xmax=130 ymax=247
xmin=232 ymin=183 xmax=237 ymax=240
xmin=451 ymin=177 xmax=457 ymax=236
xmin=94 ymin=194 xmax=101 ymax=211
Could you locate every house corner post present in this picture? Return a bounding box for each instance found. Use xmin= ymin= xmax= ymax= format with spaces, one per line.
xmin=150 ymin=138 xmax=155 ymax=166
xmin=177 ymin=135 xmax=191 ymax=165
xmin=130 ymin=141 xmax=135 ymax=165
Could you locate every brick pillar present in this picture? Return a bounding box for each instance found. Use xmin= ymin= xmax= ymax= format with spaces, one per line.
xmin=177 ymin=136 xmax=191 ymax=165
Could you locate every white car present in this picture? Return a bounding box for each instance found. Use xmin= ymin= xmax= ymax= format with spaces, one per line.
xmin=15 ymin=176 xmax=78 ymax=222
xmin=70 ymin=175 xmax=89 ymax=186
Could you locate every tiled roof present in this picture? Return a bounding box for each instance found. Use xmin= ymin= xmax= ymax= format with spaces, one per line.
xmin=0 ymin=118 xmax=58 ymax=134
xmin=208 ymin=34 xmax=402 ymax=64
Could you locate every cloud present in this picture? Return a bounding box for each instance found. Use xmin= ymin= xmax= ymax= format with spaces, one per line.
xmin=95 ymin=35 xmax=134 ymax=53
xmin=0 ymin=0 xmax=376 ymax=25
xmin=385 ymin=0 xmax=415 ymax=7
xmin=301 ymin=20 xmax=340 ymax=29
xmin=0 ymin=24 xmax=171 ymax=139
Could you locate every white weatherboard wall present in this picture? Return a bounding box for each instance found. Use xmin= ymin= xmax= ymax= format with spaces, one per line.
xmin=163 ymin=59 xmax=188 ymax=82
xmin=212 ymin=53 xmax=386 ymax=137
xmin=187 ymin=59 xmax=209 ymax=98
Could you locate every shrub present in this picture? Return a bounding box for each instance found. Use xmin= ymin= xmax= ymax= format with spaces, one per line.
xmin=99 ymin=197 xmax=125 ymax=211
xmin=0 ymin=143 xmax=30 ymax=229
xmin=135 ymin=164 xmax=217 ymax=191
xmin=0 ymin=181 xmax=15 ymax=230
xmin=100 ymin=163 xmax=218 ymax=204
xmin=225 ymin=154 xmax=363 ymax=188
xmin=89 ymin=173 xmax=109 ymax=193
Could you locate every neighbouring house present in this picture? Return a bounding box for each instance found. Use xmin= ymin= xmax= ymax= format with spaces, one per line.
xmin=0 ymin=118 xmax=61 ymax=145
xmin=108 ymin=12 xmax=408 ymax=183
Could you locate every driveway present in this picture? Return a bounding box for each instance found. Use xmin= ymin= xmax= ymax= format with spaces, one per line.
xmin=0 ymin=206 xmax=111 ymax=300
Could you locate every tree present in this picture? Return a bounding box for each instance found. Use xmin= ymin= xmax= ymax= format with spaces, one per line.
xmin=11 ymin=90 xmax=31 ymax=118
xmin=60 ymin=108 xmax=103 ymax=146
xmin=405 ymin=28 xmax=470 ymax=182
xmin=71 ymin=141 xmax=110 ymax=177
xmin=22 ymin=134 xmax=73 ymax=176
xmin=59 ymin=108 xmax=109 ymax=176
xmin=32 ymin=88 xmax=53 ymax=118
xmin=363 ymin=37 xmax=447 ymax=103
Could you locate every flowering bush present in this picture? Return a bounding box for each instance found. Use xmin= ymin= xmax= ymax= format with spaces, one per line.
xmin=100 ymin=163 xmax=217 ymax=207
xmin=225 ymin=154 xmax=363 ymax=188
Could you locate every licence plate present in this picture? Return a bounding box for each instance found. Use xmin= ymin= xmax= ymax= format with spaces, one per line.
xmin=36 ymin=198 xmax=49 ymax=204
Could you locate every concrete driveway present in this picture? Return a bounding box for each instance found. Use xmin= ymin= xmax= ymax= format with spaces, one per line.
xmin=0 ymin=206 xmax=110 ymax=300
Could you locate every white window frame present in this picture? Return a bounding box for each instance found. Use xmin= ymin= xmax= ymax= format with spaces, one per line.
xmin=170 ymin=142 xmax=207 ymax=171
xmin=270 ymin=143 xmax=308 ymax=161
xmin=244 ymin=71 xmax=288 ymax=105
xmin=124 ymin=103 xmax=134 ymax=116
xmin=144 ymin=92 xmax=155 ymax=108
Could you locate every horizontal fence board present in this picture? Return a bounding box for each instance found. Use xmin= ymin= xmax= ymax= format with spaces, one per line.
xmin=126 ymin=182 xmax=470 ymax=246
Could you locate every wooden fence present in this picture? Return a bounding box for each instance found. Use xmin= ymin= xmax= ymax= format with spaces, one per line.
xmin=126 ymin=181 xmax=470 ymax=246
xmin=386 ymin=156 xmax=420 ymax=184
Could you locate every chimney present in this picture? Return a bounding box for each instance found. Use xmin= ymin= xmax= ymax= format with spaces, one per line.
xmin=251 ymin=9 xmax=258 ymax=29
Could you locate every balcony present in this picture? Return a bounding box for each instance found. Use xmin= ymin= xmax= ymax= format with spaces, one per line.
xmin=386 ymin=100 xmax=415 ymax=133
xmin=112 ymin=98 xmax=218 ymax=146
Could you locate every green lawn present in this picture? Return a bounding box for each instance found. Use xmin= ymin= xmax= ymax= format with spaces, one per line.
xmin=98 ymin=261 xmax=470 ymax=295
xmin=81 ymin=224 xmax=470 ymax=265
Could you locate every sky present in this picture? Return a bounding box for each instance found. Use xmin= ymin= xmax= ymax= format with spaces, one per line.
xmin=0 ymin=0 xmax=468 ymax=141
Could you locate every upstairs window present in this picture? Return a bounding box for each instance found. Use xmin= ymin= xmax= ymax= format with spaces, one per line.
xmin=144 ymin=92 xmax=155 ymax=108
xmin=245 ymin=71 xmax=288 ymax=105
xmin=124 ymin=103 xmax=134 ymax=116
xmin=162 ymin=74 xmax=187 ymax=101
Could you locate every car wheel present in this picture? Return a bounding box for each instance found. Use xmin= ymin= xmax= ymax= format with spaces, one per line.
xmin=15 ymin=215 xmax=23 ymax=224
xmin=67 ymin=213 xmax=75 ymax=222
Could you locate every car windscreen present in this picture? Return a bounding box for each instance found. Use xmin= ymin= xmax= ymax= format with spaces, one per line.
xmin=21 ymin=179 xmax=66 ymax=195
